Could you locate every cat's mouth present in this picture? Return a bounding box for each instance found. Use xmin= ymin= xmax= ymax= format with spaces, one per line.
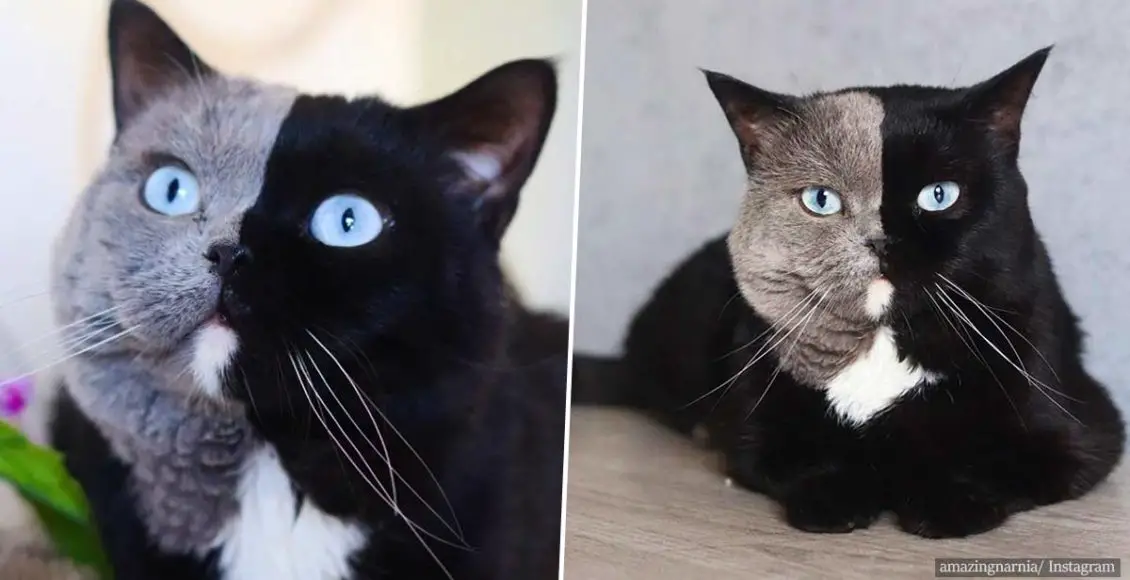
xmin=214 ymin=302 xmax=235 ymax=330
xmin=217 ymin=285 xmax=250 ymax=325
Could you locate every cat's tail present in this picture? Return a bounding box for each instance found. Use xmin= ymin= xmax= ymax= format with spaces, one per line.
xmin=570 ymin=353 xmax=642 ymax=407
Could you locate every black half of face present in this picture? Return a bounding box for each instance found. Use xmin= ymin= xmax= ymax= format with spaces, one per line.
xmin=225 ymin=97 xmax=486 ymax=358
xmin=219 ymin=61 xmax=558 ymax=388
xmin=874 ymin=47 xmax=1051 ymax=288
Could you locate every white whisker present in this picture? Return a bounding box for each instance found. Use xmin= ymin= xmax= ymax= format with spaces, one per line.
xmin=8 ymin=309 xmax=121 ymax=369
xmin=54 ymin=319 xmax=119 ymax=355
xmin=16 ymin=306 xmax=122 ymax=353
xmin=294 ymin=353 xmax=395 ymax=503
xmin=401 ymin=514 xmax=454 ymax=580
xmin=934 ymin=287 xmax=1081 ymax=424
xmin=716 ymin=288 xmax=818 ymax=360
xmin=0 ymin=290 xmax=49 ymax=311
xmin=305 ymin=330 xmax=466 ymax=544
xmin=286 ymin=351 xmax=464 ymax=579
xmin=235 ymin=363 xmax=261 ymax=419
xmin=685 ymin=289 xmax=821 ymax=409
xmin=304 ymin=331 xmax=397 ymax=507
xmin=287 ymin=351 xmax=382 ymax=498
xmin=935 ymin=285 xmax=1060 ymax=398
xmin=941 ymin=281 xmax=1036 ymax=394
xmin=710 ymin=289 xmax=823 ymax=404
xmin=745 ymin=292 xmax=826 ymax=420
xmin=939 ymin=275 xmax=1063 ymax=385
xmin=6 ymin=325 xmax=138 ymax=383
xmin=927 ymin=289 xmax=1024 ymax=428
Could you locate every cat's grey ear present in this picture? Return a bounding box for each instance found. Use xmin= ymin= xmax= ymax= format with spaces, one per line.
xmin=409 ymin=59 xmax=557 ymax=243
xmin=965 ymin=46 xmax=1052 ymax=145
xmin=703 ymin=69 xmax=797 ymax=155
xmin=108 ymin=0 xmax=215 ymax=131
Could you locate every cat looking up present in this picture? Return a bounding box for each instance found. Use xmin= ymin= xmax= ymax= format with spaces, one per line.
xmin=49 ymin=1 xmax=569 ymax=578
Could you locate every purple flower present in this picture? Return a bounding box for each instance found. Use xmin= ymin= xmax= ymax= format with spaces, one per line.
xmin=0 ymin=377 xmax=31 ymax=418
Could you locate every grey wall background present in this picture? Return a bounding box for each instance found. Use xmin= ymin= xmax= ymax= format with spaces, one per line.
xmin=574 ymin=0 xmax=1130 ymax=414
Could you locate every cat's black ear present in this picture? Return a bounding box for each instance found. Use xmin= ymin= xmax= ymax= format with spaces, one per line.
xmin=108 ymin=0 xmax=216 ymax=131
xmin=409 ymin=59 xmax=557 ymax=243
xmin=964 ymin=46 xmax=1052 ymax=146
xmin=703 ymin=69 xmax=798 ymax=156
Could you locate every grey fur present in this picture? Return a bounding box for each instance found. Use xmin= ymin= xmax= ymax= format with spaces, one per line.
xmin=51 ymin=75 xmax=296 ymax=552
xmin=64 ymin=355 xmax=253 ymax=552
xmin=727 ymin=91 xmax=886 ymax=386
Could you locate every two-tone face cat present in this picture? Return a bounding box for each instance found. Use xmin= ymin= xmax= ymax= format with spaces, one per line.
xmin=670 ymin=47 xmax=1124 ymax=538
xmin=54 ymin=3 xmax=554 ymax=410
xmin=48 ymin=1 xmax=564 ymax=578
xmin=707 ymin=49 xmax=1054 ymax=421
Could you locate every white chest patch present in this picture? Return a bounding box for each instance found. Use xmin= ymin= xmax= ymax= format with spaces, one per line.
xmin=865 ymin=278 xmax=895 ymax=320
xmin=823 ymin=326 xmax=942 ymax=427
xmin=191 ymin=322 xmax=239 ymax=397
xmin=213 ymin=447 xmax=367 ymax=580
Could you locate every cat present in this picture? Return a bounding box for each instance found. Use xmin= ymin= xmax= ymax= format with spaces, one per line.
xmin=47 ymin=1 xmax=568 ymax=578
xmin=573 ymin=47 xmax=1125 ymax=539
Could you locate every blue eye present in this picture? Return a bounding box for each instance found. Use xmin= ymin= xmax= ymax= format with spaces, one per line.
xmin=142 ymin=165 xmax=200 ymax=216
xmin=310 ymin=194 xmax=384 ymax=248
xmin=917 ymin=181 xmax=960 ymax=212
xmin=799 ymin=186 xmax=842 ymax=216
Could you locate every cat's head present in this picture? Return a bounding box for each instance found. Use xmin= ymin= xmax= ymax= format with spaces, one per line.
xmin=705 ymin=48 xmax=1049 ymax=350
xmin=52 ymin=0 xmax=556 ymax=405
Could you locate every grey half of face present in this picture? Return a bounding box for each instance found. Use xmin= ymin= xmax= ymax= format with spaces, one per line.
xmin=703 ymin=48 xmax=1049 ymax=383
xmin=52 ymin=72 xmax=297 ymax=369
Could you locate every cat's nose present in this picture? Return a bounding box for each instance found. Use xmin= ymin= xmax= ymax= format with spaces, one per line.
xmin=205 ymin=243 xmax=252 ymax=277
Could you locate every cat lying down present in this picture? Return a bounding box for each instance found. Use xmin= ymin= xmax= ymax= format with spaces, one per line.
xmin=573 ymin=47 xmax=1124 ymax=539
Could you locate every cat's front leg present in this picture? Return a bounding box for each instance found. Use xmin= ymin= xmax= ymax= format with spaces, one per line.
xmin=893 ymin=471 xmax=1013 ymax=539
xmin=781 ymin=464 xmax=884 ymax=533
xmin=724 ymin=437 xmax=882 ymax=533
xmin=891 ymin=434 xmax=1092 ymax=539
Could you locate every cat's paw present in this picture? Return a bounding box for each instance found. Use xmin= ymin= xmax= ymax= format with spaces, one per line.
xmin=782 ymin=471 xmax=882 ymax=534
xmin=896 ymin=480 xmax=1011 ymax=539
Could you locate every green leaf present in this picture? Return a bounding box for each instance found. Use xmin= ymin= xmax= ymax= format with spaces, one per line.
xmin=0 ymin=421 xmax=113 ymax=579
xmin=29 ymin=500 xmax=113 ymax=579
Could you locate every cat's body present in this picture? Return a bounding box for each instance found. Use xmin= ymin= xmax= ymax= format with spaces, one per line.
xmin=47 ymin=1 xmax=566 ymax=578
xmin=594 ymin=234 xmax=1123 ymax=537
xmin=52 ymin=306 xmax=566 ymax=579
xmin=575 ymin=49 xmax=1124 ymax=538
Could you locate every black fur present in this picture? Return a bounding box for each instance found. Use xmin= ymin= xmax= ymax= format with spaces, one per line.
xmin=575 ymin=50 xmax=1125 ymax=539
xmin=224 ymin=75 xmax=564 ymax=578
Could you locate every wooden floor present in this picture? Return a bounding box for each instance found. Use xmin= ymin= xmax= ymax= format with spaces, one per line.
xmin=564 ymin=408 xmax=1130 ymax=580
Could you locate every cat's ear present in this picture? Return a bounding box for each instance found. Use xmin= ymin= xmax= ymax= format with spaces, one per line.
xmin=408 ymin=59 xmax=557 ymax=243
xmin=108 ymin=0 xmax=216 ymax=131
xmin=703 ymin=69 xmax=798 ymax=156
xmin=964 ymin=46 xmax=1052 ymax=146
